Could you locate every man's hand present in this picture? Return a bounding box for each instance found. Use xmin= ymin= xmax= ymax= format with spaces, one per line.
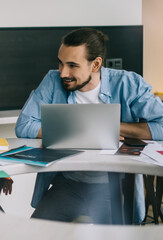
xmin=2 ymin=178 xmax=13 ymax=195
xmin=119 ymin=136 xmax=124 ymax=141
xmin=120 ymin=122 xmax=152 ymax=140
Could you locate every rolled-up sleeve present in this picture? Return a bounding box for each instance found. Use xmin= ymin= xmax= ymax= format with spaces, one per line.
xmin=128 ymin=76 xmax=163 ymax=140
xmin=15 ymin=91 xmax=42 ymax=138
xmin=147 ymin=121 xmax=163 ymax=140
xmin=15 ymin=70 xmax=56 ymax=138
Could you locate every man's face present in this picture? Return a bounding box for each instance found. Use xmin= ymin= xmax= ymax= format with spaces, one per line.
xmin=58 ymin=44 xmax=94 ymax=92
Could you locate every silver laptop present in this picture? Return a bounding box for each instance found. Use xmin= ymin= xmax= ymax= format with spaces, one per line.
xmin=41 ymin=104 xmax=120 ymax=150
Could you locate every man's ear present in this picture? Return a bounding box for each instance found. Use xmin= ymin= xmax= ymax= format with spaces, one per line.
xmin=92 ymin=57 xmax=103 ymax=72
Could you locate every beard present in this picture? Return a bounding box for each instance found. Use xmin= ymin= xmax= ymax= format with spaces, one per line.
xmin=61 ymin=75 xmax=92 ymax=91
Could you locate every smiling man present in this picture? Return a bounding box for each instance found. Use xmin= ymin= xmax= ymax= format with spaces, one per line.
xmin=58 ymin=44 xmax=100 ymax=92
xmin=15 ymin=28 xmax=163 ymax=224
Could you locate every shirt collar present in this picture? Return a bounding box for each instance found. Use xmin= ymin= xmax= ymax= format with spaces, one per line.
xmin=98 ymin=67 xmax=112 ymax=103
xmin=100 ymin=67 xmax=111 ymax=97
xmin=68 ymin=91 xmax=75 ymax=104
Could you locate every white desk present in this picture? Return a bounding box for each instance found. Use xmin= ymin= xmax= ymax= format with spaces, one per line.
xmin=0 ymin=139 xmax=163 ymax=239
xmin=0 ymin=212 xmax=162 ymax=240
xmin=1 ymin=138 xmax=163 ymax=177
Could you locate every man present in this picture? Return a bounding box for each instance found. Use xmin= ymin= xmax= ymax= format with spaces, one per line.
xmin=15 ymin=28 xmax=163 ymax=224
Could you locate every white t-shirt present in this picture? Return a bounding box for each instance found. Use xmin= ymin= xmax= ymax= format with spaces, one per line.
xmin=63 ymin=82 xmax=109 ymax=183
xmin=74 ymin=82 xmax=103 ymax=104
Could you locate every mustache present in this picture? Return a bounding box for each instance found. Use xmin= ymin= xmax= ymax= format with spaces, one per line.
xmin=61 ymin=77 xmax=76 ymax=82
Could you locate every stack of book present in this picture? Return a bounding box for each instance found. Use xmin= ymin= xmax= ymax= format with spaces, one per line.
xmin=0 ymin=138 xmax=10 ymax=178
xmin=0 ymin=138 xmax=9 ymax=153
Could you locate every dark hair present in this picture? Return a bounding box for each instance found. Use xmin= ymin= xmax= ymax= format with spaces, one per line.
xmin=62 ymin=28 xmax=108 ymax=65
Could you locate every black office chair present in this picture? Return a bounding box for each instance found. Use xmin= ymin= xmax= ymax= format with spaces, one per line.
xmin=143 ymin=175 xmax=163 ymax=224
xmin=143 ymin=175 xmax=158 ymax=224
xmin=156 ymin=176 xmax=163 ymax=222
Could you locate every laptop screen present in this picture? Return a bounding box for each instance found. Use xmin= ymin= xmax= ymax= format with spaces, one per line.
xmin=41 ymin=104 xmax=120 ymax=150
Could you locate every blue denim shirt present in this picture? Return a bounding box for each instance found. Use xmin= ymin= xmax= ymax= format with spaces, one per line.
xmin=15 ymin=67 xmax=163 ymax=140
xmin=15 ymin=67 xmax=163 ymax=223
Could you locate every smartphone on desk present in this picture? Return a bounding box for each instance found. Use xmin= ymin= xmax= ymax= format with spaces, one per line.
xmin=124 ymin=138 xmax=147 ymax=147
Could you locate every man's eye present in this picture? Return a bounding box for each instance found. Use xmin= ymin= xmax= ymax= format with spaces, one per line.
xmin=69 ymin=64 xmax=77 ymax=68
xmin=59 ymin=62 xmax=63 ymax=66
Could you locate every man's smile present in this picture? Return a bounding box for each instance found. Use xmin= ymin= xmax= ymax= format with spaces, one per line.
xmin=62 ymin=78 xmax=76 ymax=83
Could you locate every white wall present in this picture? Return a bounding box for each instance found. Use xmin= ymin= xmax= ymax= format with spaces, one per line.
xmin=143 ymin=0 xmax=163 ymax=92
xmin=0 ymin=0 xmax=142 ymax=27
xmin=0 ymin=0 xmax=142 ymax=218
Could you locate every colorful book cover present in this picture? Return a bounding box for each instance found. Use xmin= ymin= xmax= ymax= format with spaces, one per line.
xmin=0 ymin=146 xmax=82 ymax=167
xmin=0 ymin=170 xmax=10 ymax=178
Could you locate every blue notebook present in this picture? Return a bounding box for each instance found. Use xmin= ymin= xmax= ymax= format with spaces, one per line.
xmin=0 ymin=146 xmax=82 ymax=167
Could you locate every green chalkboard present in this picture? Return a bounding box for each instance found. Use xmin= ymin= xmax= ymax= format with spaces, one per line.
xmin=0 ymin=26 xmax=143 ymax=110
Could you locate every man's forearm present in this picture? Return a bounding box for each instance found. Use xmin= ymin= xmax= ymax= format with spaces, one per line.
xmin=36 ymin=128 xmax=42 ymax=138
xmin=120 ymin=122 xmax=152 ymax=140
xmin=37 ymin=123 xmax=152 ymax=140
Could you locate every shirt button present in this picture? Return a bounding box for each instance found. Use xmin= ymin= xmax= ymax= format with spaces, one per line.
xmin=107 ymin=92 xmax=110 ymax=95
xmin=101 ymin=93 xmax=104 ymax=97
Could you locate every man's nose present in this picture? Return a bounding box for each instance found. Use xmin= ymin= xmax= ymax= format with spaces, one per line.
xmin=60 ymin=66 xmax=70 ymax=78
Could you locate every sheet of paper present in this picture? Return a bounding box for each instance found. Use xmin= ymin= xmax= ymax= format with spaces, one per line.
xmin=141 ymin=142 xmax=163 ymax=162
xmin=131 ymin=141 xmax=163 ymax=166
xmin=0 ymin=161 xmax=11 ymax=166
xmin=99 ymin=142 xmax=123 ymax=155
xmin=99 ymin=149 xmax=118 ymax=155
